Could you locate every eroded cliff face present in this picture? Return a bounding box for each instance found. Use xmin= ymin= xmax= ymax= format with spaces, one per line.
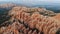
xmin=9 ymin=6 xmax=56 ymax=16
xmin=0 ymin=6 xmax=60 ymax=34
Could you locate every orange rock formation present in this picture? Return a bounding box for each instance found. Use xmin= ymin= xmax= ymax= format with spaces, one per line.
xmin=0 ymin=6 xmax=60 ymax=34
xmin=8 ymin=7 xmax=60 ymax=34
xmin=52 ymin=13 xmax=60 ymax=21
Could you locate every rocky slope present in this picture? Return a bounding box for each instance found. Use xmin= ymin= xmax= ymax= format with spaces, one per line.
xmin=9 ymin=6 xmax=56 ymax=16
xmin=52 ymin=13 xmax=60 ymax=21
xmin=0 ymin=6 xmax=60 ymax=34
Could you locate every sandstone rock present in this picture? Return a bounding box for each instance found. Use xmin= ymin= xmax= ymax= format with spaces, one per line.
xmin=0 ymin=6 xmax=60 ymax=34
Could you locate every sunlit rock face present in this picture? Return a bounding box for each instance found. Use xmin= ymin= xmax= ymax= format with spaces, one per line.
xmin=0 ymin=21 xmax=41 ymax=34
xmin=9 ymin=6 xmax=56 ymax=17
xmin=52 ymin=13 xmax=60 ymax=21
xmin=0 ymin=6 xmax=60 ymax=34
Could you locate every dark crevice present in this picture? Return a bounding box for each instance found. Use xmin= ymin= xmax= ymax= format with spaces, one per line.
xmin=56 ymin=28 xmax=60 ymax=34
